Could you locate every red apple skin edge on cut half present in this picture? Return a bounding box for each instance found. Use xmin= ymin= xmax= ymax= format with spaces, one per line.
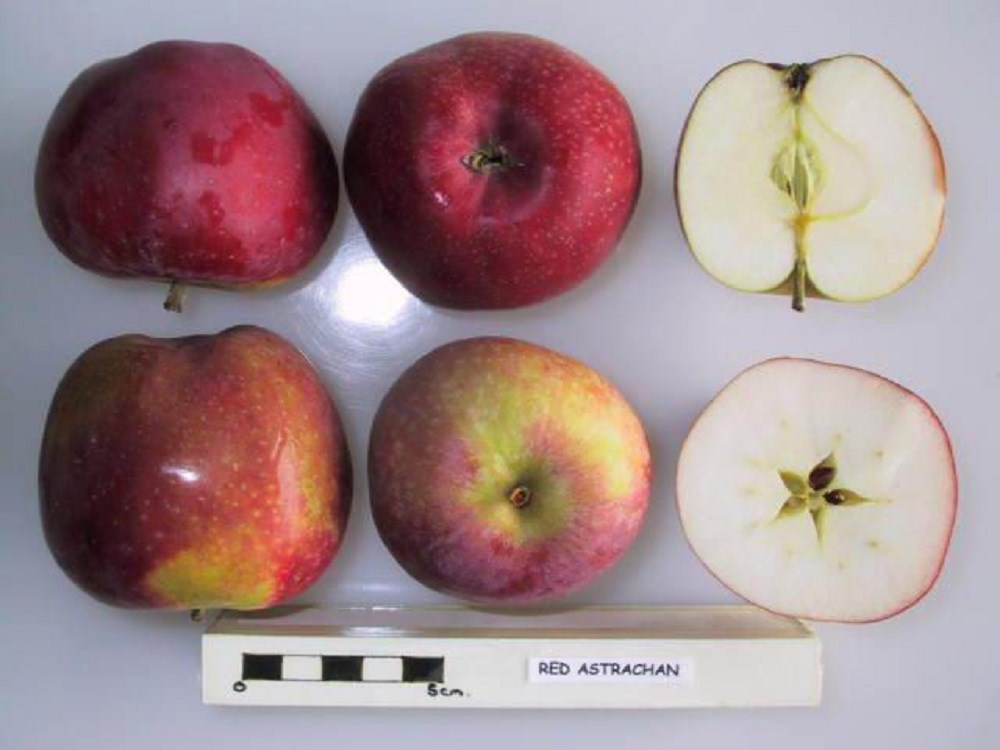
xmin=344 ymin=32 xmax=642 ymax=310
xmin=34 ymin=41 xmax=339 ymax=312
xmin=674 ymin=55 xmax=946 ymax=312
xmin=367 ymin=336 xmax=652 ymax=604
xmin=38 ymin=326 xmax=352 ymax=612
xmin=676 ymin=358 xmax=957 ymax=623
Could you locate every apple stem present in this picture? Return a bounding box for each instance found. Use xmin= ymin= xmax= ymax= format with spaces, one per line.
xmin=792 ymin=255 xmax=806 ymax=312
xmin=164 ymin=280 xmax=186 ymax=313
xmin=790 ymin=214 xmax=809 ymax=312
xmin=462 ymin=144 xmax=518 ymax=174
xmin=509 ymin=485 xmax=532 ymax=509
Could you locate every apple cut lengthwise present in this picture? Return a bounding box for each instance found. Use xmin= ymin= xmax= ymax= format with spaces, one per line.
xmin=676 ymin=55 xmax=946 ymax=311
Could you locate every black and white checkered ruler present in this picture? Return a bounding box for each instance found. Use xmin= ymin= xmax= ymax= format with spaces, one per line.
xmin=235 ymin=653 xmax=444 ymax=690
xmin=202 ymin=606 xmax=823 ymax=708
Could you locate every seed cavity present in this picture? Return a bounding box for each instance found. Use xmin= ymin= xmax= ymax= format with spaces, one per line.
xmin=779 ymin=471 xmax=808 ymax=495
xmin=771 ymin=138 xmax=822 ymax=212
xmin=771 ymin=451 xmax=885 ymax=547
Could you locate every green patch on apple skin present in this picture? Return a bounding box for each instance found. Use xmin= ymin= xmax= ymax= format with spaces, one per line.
xmin=458 ymin=408 xmax=642 ymax=544
xmin=145 ymin=532 xmax=276 ymax=609
xmin=454 ymin=357 xmax=645 ymax=541
xmin=466 ymin=456 xmax=574 ymax=543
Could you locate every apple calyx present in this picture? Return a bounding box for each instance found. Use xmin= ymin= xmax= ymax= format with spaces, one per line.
xmin=163 ymin=280 xmax=187 ymax=313
xmin=462 ymin=143 xmax=521 ymax=174
xmin=782 ymin=63 xmax=810 ymax=100
xmin=774 ymin=452 xmax=880 ymax=544
xmin=770 ymin=63 xmax=825 ymax=312
xmin=508 ymin=485 xmax=533 ymax=509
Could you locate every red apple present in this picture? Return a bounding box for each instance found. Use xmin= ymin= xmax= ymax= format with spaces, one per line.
xmin=38 ymin=326 xmax=352 ymax=610
xmin=368 ymin=337 xmax=651 ymax=603
xmin=35 ymin=41 xmax=338 ymax=311
xmin=344 ymin=32 xmax=642 ymax=310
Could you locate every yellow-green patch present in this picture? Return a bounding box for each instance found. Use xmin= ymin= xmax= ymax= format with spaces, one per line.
xmin=450 ymin=355 xmax=643 ymax=542
xmin=145 ymin=531 xmax=275 ymax=609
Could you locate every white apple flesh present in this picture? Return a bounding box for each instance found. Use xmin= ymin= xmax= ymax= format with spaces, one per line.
xmin=677 ymin=358 xmax=956 ymax=622
xmin=676 ymin=56 xmax=946 ymax=310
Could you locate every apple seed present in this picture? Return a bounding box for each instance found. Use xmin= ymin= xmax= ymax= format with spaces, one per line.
xmin=808 ymin=453 xmax=837 ymax=491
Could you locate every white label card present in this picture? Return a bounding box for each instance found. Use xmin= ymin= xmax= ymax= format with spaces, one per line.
xmin=529 ymin=657 xmax=694 ymax=684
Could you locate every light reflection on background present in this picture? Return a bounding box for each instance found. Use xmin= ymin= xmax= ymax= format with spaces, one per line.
xmin=293 ymin=224 xmax=434 ymax=412
xmin=288 ymin=225 xmax=441 ymax=605
xmin=330 ymin=252 xmax=413 ymax=328
xmin=304 ymin=226 xmax=428 ymax=335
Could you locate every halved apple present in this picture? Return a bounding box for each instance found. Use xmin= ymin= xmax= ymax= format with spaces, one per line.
xmin=676 ymin=358 xmax=957 ymax=622
xmin=676 ymin=56 xmax=946 ymax=311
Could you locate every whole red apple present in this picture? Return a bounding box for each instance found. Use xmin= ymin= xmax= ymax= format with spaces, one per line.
xmin=344 ymin=32 xmax=642 ymax=309
xmin=368 ymin=337 xmax=651 ymax=603
xmin=39 ymin=326 xmax=352 ymax=610
xmin=35 ymin=41 xmax=338 ymax=311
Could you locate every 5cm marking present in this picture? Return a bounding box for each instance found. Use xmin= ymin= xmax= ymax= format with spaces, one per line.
xmin=427 ymin=683 xmax=466 ymax=698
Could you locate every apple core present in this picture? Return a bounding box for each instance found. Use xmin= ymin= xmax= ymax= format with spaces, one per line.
xmin=773 ymin=452 xmax=882 ymax=544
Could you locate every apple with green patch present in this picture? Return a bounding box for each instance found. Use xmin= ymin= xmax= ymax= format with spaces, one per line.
xmin=39 ymin=326 xmax=352 ymax=611
xmin=677 ymin=358 xmax=957 ymax=622
xmin=676 ymin=55 xmax=946 ymax=311
xmin=368 ymin=337 xmax=651 ymax=603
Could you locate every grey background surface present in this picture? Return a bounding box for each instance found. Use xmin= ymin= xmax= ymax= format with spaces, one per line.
xmin=1 ymin=0 xmax=997 ymax=747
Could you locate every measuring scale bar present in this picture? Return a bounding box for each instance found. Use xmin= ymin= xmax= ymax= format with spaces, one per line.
xmin=203 ymin=605 xmax=821 ymax=708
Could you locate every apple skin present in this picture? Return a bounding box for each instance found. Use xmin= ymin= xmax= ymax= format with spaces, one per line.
xmin=368 ymin=337 xmax=651 ymax=603
xmin=35 ymin=41 xmax=338 ymax=303
xmin=344 ymin=32 xmax=641 ymax=310
xmin=38 ymin=326 xmax=352 ymax=610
